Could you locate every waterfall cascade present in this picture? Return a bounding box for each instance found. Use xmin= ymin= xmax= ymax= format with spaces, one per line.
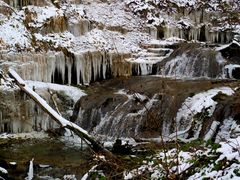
xmin=0 ymin=0 xmax=240 ymax=138
xmin=71 ymin=77 xmax=238 ymax=139
xmin=158 ymin=44 xmax=223 ymax=78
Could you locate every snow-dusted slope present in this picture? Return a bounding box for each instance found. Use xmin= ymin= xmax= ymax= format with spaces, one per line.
xmin=0 ymin=0 xmax=149 ymax=53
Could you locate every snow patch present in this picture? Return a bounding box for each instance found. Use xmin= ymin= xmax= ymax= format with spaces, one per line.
xmin=0 ymin=167 xmax=7 ymax=174
xmin=26 ymin=80 xmax=86 ymax=103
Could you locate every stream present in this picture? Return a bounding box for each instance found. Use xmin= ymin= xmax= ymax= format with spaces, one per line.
xmin=0 ymin=138 xmax=92 ymax=179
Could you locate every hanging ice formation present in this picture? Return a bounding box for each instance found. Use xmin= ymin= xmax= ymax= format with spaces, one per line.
xmin=3 ymin=0 xmax=50 ymax=9
xmin=0 ymin=51 xmax=133 ymax=85
xmin=0 ymin=87 xmax=58 ymax=133
xmin=145 ymin=5 xmax=235 ymax=44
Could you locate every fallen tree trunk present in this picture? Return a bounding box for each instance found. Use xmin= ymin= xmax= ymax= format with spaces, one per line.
xmin=8 ymin=69 xmax=111 ymax=155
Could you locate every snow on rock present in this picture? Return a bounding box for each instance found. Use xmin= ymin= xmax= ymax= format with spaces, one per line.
xmin=126 ymin=0 xmax=240 ymax=43
xmin=26 ymin=6 xmax=64 ymax=28
xmin=103 ymin=137 xmax=138 ymax=149
xmin=150 ymin=37 xmax=186 ymax=46
xmin=0 ymin=0 xmax=10 ymax=7
xmin=125 ymin=148 xmax=195 ymax=179
xmin=175 ymin=87 xmax=234 ymax=137
xmin=217 ymin=136 xmax=240 ymax=162
xmin=124 ymin=172 xmax=134 ymax=180
xmin=0 ymin=75 xmax=17 ymax=91
xmin=204 ymin=121 xmax=220 ymax=141
xmin=34 ymin=32 xmax=74 ymax=49
xmin=171 ymin=0 xmax=197 ymax=7
xmin=216 ymin=40 xmax=240 ymax=51
xmin=224 ymin=64 xmax=240 ymax=79
xmin=188 ymin=136 xmax=240 ymax=179
xmin=159 ymin=149 xmax=193 ymax=174
xmin=0 ymin=0 xmax=150 ymax=54
xmin=215 ymin=117 xmax=240 ymax=143
xmin=68 ymin=28 xmax=148 ymax=54
xmin=188 ymin=163 xmax=240 ymax=180
xmin=0 ymin=15 xmax=31 ymax=49
xmin=83 ymin=1 xmax=139 ymax=30
xmin=27 ymin=0 xmax=149 ymax=54
xmin=26 ymin=80 xmax=86 ymax=103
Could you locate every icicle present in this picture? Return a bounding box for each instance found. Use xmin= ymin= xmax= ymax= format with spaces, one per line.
xmin=26 ymin=158 xmax=34 ymax=180
xmin=149 ymin=26 xmax=158 ymax=40
xmin=0 ymin=111 xmax=2 ymax=132
xmin=139 ymin=63 xmax=153 ymax=75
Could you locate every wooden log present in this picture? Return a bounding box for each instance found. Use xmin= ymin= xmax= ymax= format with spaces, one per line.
xmin=8 ymin=69 xmax=111 ymax=155
xmin=48 ymin=89 xmax=62 ymax=115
